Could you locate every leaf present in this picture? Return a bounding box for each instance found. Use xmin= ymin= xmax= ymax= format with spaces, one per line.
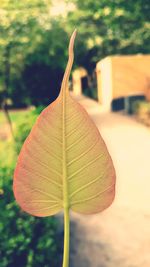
xmin=13 ymin=30 xmax=116 ymax=217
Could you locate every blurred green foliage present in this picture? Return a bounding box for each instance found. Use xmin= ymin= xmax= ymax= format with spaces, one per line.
xmin=67 ymin=0 xmax=150 ymax=72
xmin=0 ymin=0 xmax=68 ymax=107
xmin=132 ymin=100 xmax=150 ymax=124
xmin=132 ymin=100 xmax=150 ymax=113
xmin=14 ymin=106 xmax=45 ymax=153
xmin=0 ymin=107 xmax=63 ymax=267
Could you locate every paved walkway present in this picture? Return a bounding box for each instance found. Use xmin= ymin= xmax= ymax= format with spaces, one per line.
xmin=69 ymin=96 xmax=150 ymax=267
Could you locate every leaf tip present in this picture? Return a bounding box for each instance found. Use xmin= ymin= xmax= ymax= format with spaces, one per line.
xmin=69 ymin=29 xmax=77 ymax=56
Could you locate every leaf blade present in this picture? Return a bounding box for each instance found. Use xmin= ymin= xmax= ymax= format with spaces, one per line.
xmin=13 ymin=30 xmax=115 ymax=217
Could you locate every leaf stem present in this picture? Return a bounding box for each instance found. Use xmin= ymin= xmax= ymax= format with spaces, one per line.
xmin=62 ymin=207 xmax=70 ymax=267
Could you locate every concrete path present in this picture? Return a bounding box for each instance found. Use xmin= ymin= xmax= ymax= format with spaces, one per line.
xmin=69 ymin=96 xmax=150 ymax=267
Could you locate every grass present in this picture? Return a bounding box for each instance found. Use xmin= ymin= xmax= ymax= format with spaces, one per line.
xmin=0 ymin=109 xmax=30 ymax=124
xmin=0 ymin=139 xmax=15 ymax=168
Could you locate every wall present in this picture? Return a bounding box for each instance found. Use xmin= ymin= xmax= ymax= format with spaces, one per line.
xmin=111 ymin=55 xmax=150 ymax=99
xmin=72 ymin=68 xmax=88 ymax=96
xmin=96 ymin=57 xmax=113 ymax=109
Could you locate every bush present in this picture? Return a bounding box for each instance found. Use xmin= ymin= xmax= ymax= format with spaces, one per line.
xmin=125 ymin=95 xmax=145 ymax=114
xmin=132 ymin=100 xmax=150 ymax=125
xmin=0 ymin=106 xmax=63 ymax=267
xmin=14 ymin=105 xmax=46 ymax=153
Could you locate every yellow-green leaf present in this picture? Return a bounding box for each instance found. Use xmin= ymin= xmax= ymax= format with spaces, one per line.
xmin=13 ymin=30 xmax=115 ymax=217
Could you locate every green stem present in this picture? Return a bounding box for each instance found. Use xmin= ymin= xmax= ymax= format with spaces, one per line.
xmin=62 ymin=208 xmax=70 ymax=267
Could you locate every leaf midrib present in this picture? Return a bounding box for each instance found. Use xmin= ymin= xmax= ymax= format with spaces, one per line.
xmin=62 ymin=90 xmax=69 ymax=209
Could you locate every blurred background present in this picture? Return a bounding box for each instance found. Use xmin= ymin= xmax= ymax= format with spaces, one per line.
xmin=0 ymin=0 xmax=150 ymax=266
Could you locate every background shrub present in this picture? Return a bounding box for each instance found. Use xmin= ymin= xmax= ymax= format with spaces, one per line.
xmin=132 ymin=100 xmax=150 ymax=126
xmin=0 ymin=106 xmax=63 ymax=267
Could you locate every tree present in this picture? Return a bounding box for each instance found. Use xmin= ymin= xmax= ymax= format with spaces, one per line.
xmin=66 ymin=0 xmax=150 ymax=72
xmin=0 ymin=1 xmax=72 ymax=110
xmin=0 ymin=0 xmax=52 ymax=101
xmin=0 ymin=0 xmax=52 ymax=137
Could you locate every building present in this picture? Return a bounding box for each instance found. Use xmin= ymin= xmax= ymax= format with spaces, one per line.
xmin=72 ymin=67 xmax=88 ymax=96
xmin=96 ymin=55 xmax=150 ymax=110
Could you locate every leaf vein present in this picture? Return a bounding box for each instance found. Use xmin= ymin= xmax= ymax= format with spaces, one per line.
xmin=29 ymin=200 xmax=59 ymax=204
xmin=68 ymin=153 xmax=104 ymax=181
xmin=66 ymin=115 xmax=88 ymax=138
xmin=26 ymin=204 xmax=60 ymax=212
xmin=19 ymin=166 xmax=62 ymax=188
xmin=21 ymin=183 xmax=62 ymax=202
xmin=22 ymin=149 xmax=62 ymax=177
xmin=66 ymin=129 xmax=90 ymax=151
xmin=33 ymin=136 xmax=62 ymax=161
xmin=67 ymin=137 xmax=99 ymax=166
xmin=71 ymin=183 xmax=115 ymax=205
xmin=37 ymin=124 xmax=62 ymax=145
xmin=70 ymin=172 xmax=104 ymax=199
